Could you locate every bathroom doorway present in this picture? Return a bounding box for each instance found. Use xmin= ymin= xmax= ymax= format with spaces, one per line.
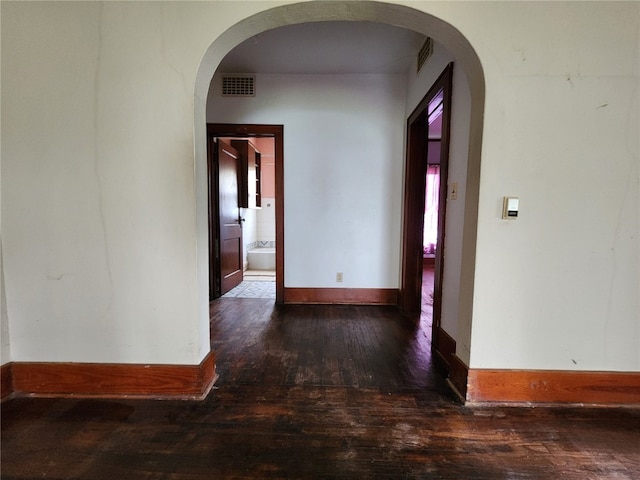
xmin=207 ymin=124 xmax=284 ymax=302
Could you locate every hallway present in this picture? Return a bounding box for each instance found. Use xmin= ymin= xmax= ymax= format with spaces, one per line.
xmin=2 ymin=297 xmax=639 ymax=478
xmin=210 ymin=300 xmax=440 ymax=391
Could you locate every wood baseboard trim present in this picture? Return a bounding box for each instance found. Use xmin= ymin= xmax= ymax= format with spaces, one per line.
xmin=422 ymin=257 xmax=435 ymax=267
xmin=448 ymin=354 xmax=469 ymax=400
xmin=1 ymin=363 xmax=14 ymax=400
xmin=432 ymin=327 xmax=456 ymax=374
xmin=446 ymin=378 xmax=465 ymax=403
xmin=467 ymin=369 xmax=640 ymax=405
xmin=430 ymin=327 xmax=468 ymax=401
xmin=284 ymin=287 xmax=398 ymax=305
xmin=9 ymin=352 xmax=218 ymax=400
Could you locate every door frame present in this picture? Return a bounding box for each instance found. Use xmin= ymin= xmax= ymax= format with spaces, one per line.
xmin=207 ymin=124 xmax=284 ymax=303
xmin=400 ymin=64 xmax=453 ymax=348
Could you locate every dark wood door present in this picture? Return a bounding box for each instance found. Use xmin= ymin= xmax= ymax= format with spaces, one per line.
xmin=207 ymin=134 xmax=219 ymax=300
xmin=218 ymin=140 xmax=244 ymax=294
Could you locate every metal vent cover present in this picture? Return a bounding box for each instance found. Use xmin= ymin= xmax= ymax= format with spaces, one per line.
xmin=417 ymin=37 xmax=433 ymax=73
xmin=222 ymin=75 xmax=255 ymax=96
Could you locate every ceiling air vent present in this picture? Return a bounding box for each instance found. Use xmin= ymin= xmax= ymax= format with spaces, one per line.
xmin=222 ymin=75 xmax=255 ymax=96
xmin=417 ymin=37 xmax=433 ymax=73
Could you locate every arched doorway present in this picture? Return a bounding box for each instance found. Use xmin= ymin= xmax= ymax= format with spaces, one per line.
xmin=194 ymin=1 xmax=485 ymax=399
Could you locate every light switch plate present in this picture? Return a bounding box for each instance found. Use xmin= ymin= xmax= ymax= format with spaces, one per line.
xmin=502 ymin=197 xmax=519 ymax=219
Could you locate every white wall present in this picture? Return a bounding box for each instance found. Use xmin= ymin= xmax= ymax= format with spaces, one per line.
xmin=257 ymin=199 xmax=277 ymax=244
xmin=1 ymin=1 xmax=638 ymax=376
xmin=457 ymin=1 xmax=639 ymax=371
xmin=241 ymin=207 xmax=258 ymax=270
xmin=0 ymin=12 xmax=7 ymax=362
xmin=208 ymin=73 xmax=407 ymax=288
xmin=0 ymin=1 xmax=266 ymax=364
xmin=1 ymin=247 xmax=9 ymax=365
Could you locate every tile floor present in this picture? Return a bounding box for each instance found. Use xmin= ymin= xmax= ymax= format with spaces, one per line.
xmin=222 ymin=270 xmax=276 ymax=299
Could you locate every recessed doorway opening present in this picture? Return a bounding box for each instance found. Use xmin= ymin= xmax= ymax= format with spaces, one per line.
xmin=207 ymin=124 xmax=284 ymax=303
xmin=197 ymin=1 xmax=486 ymax=401
xmin=402 ymin=64 xmax=454 ymax=380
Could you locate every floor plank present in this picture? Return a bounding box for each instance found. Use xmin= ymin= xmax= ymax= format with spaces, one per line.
xmin=2 ymin=284 xmax=640 ymax=479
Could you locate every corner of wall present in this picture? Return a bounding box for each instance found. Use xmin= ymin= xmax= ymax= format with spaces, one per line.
xmin=1 ymin=240 xmax=11 ymax=366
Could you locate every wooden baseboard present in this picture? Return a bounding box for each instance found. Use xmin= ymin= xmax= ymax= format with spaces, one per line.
xmin=8 ymin=352 xmax=217 ymax=400
xmin=430 ymin=327 xmax=468 ymax=401
xmin=448 ymin=354 xmax=469 ymax=400
xmin=1 ymin=363 xmax=13 ymax=400
xmin=432 ymin=327 xmax=456 ymax=374
xmin=284 ymin=287 xmax=398 ymax=305
xmin=467 ymin=369 xmax=640 ymax=405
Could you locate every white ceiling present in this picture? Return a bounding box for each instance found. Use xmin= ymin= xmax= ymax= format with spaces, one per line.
xmin=217 ymin=21 xmax=427 ymax=75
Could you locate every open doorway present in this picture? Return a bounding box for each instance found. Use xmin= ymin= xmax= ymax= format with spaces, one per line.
xmin=421 ymin=85 xmax=445 ymax=322
xmin=401 ymin=64 xmax=453 ymax=371
xmin=196 ymin=1 xmax=485 ymax=402
xmin=423 ymin=89 xmax=445 ymax=268
xmin=207 ymin=124 xmax=284 ymax=303
xmin=224 ymin=136 xmax=276 ymax=298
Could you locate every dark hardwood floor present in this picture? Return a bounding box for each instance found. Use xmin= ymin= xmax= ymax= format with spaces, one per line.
xmin=210 ymin=300 xmax=441 ymax=391
xmin=3 ymin=275 xmax=640 ymax=479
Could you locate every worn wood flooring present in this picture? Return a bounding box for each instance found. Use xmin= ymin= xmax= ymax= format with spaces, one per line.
xmin=2 ymin=276 xmax=640 ymax=479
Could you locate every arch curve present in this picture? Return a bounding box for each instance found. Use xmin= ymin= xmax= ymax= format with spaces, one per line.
xmin=194 ymin=1 xmax=485 ymax=379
